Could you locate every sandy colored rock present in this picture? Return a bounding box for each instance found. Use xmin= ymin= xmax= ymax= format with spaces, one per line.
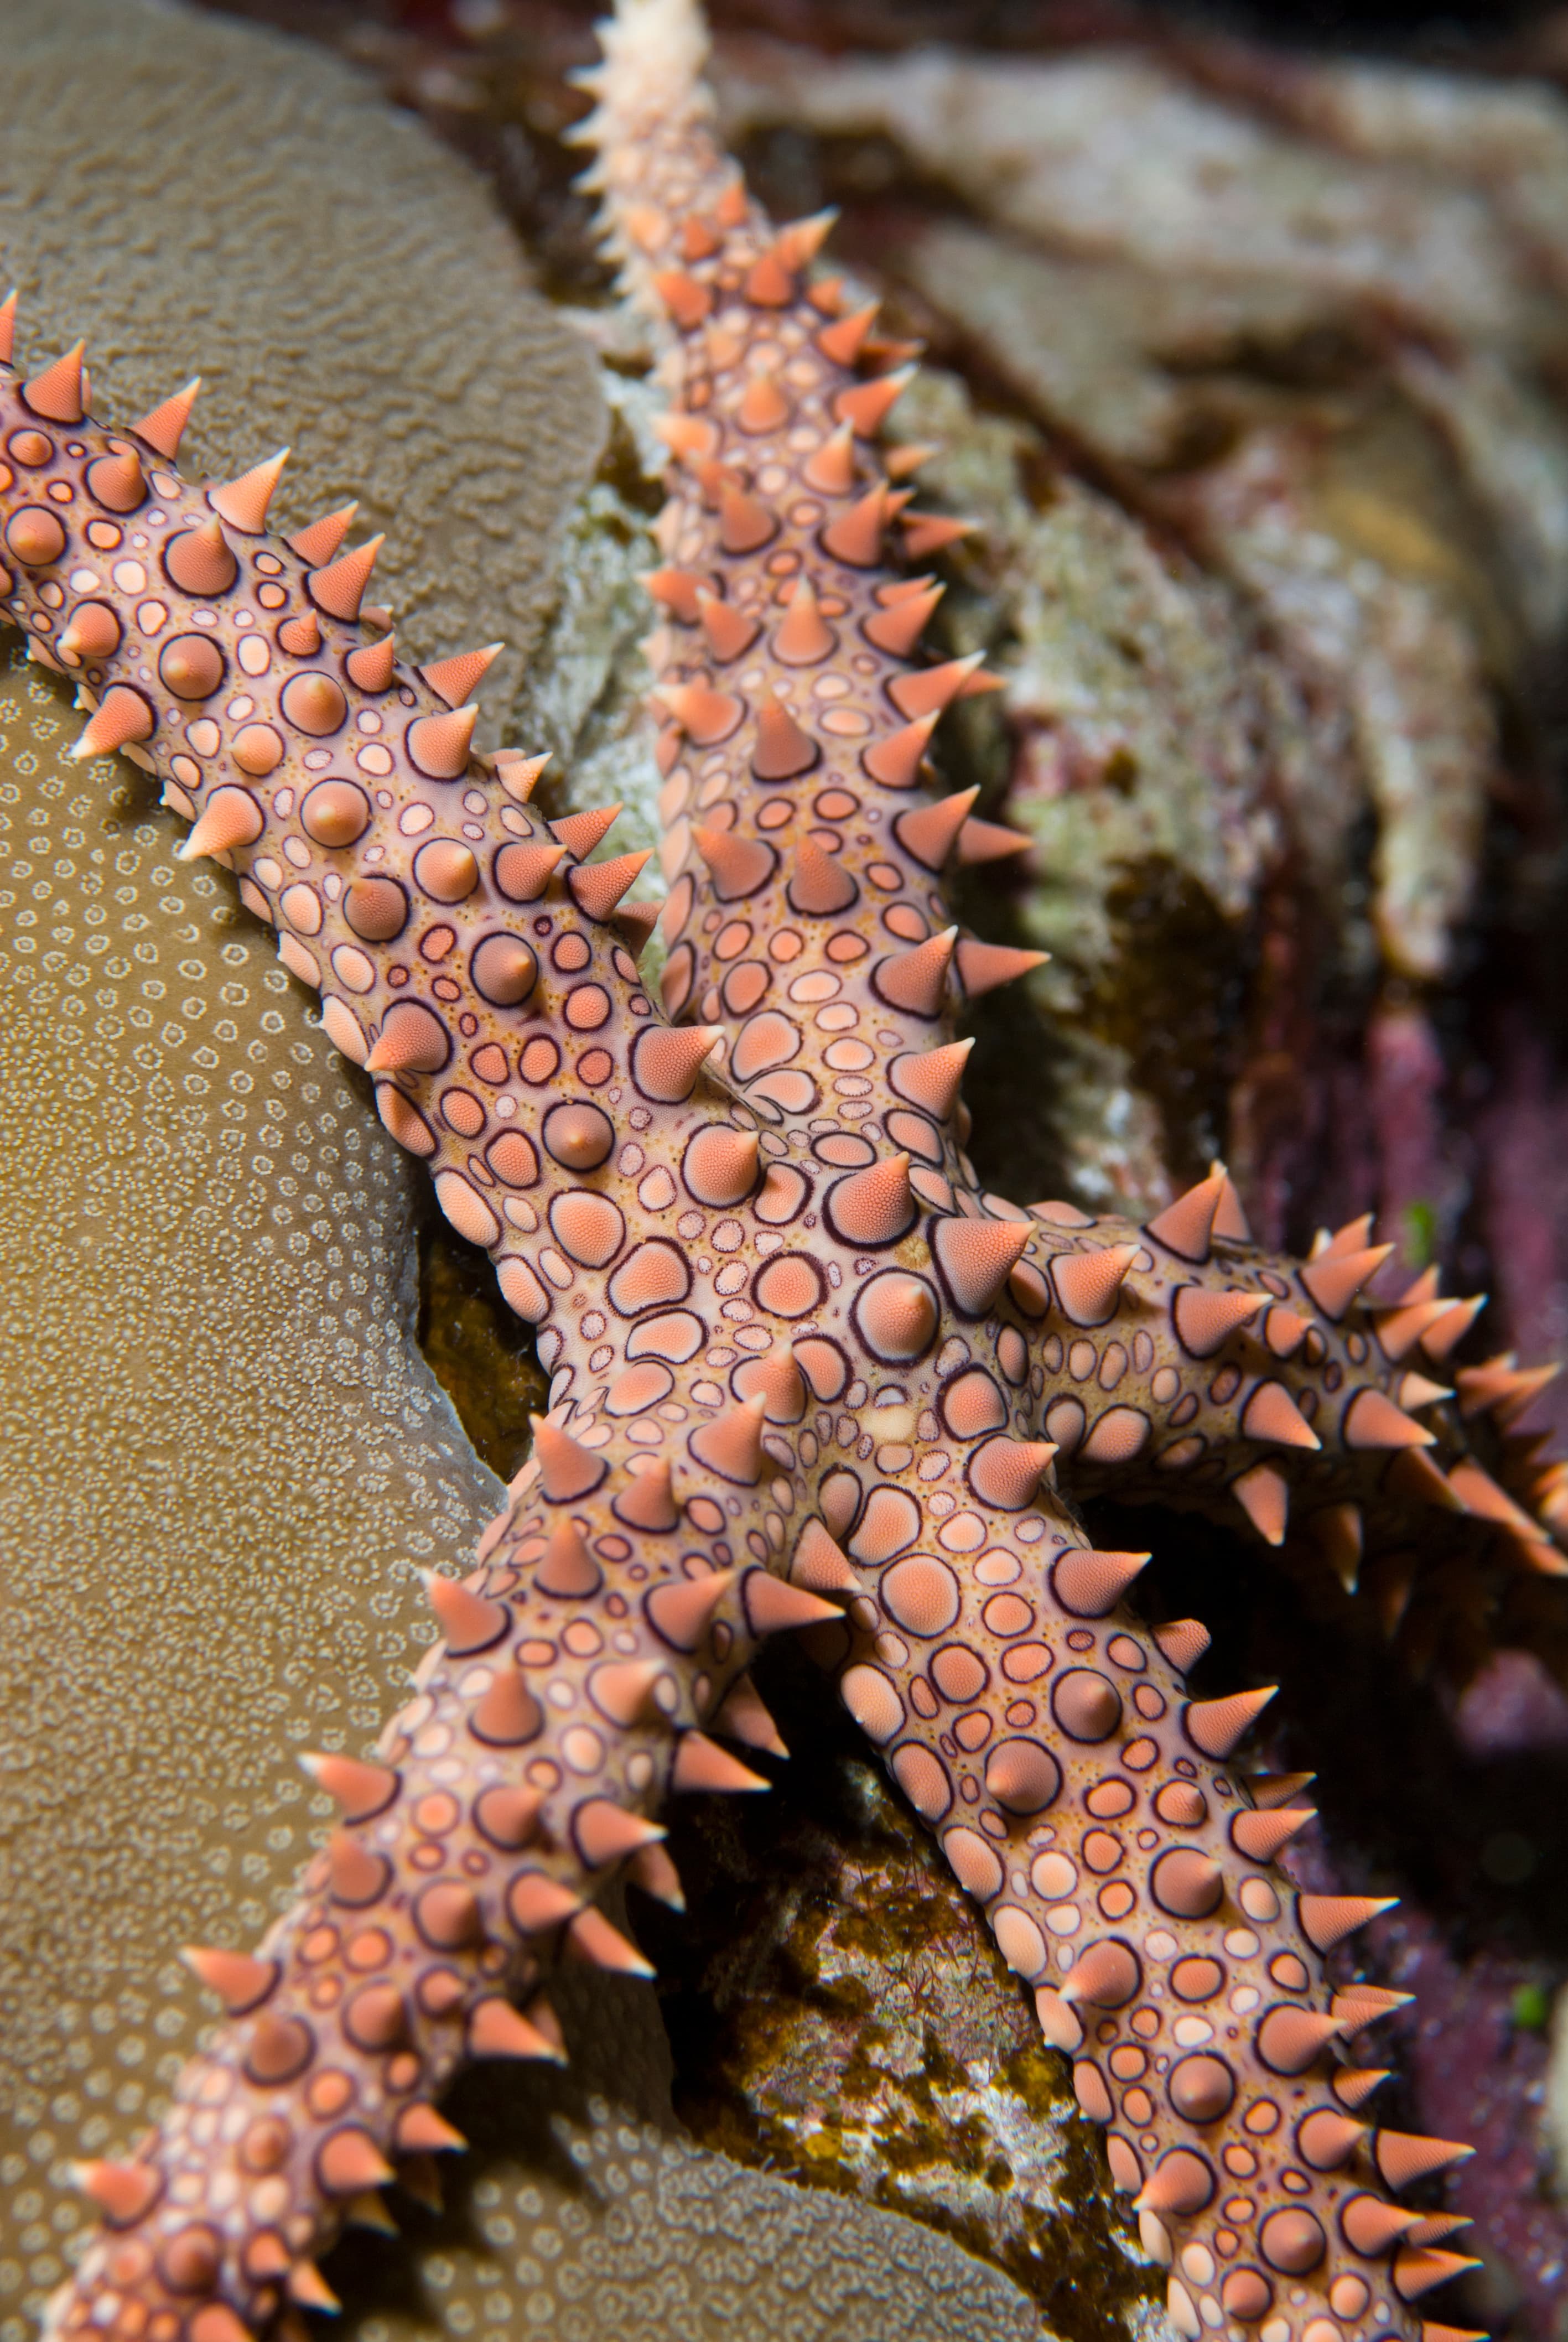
xmin=1178 ymin=423 xmax=1497 ymax=984
xmin=1242 ymin=51 xmax=1568 ymax=293
xmin=900 ymin=253 xmax=1496 ymax=984
xmin=716 ymin=39 xmax=1533 ymax=340
xmin=904 ymin=220 xmax=1330 ymax=475
xmin=1391 ymin=343 xmax=1568 ymax=645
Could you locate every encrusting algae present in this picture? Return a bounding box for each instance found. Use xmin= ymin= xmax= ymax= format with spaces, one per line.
xmin=3 ymin=3 xmax=1567 ymax=2342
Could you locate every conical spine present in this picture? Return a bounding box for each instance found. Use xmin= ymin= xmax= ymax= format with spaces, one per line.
xmin=592 ymin=1 xmax=1004 ymax=1174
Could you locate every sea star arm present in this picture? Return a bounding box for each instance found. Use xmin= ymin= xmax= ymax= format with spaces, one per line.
xmin=575 ymin=0 xmax=1037 ymax=1139
xmin=575 ymin=8 xmax=1517 ymax=2338
xmin=578 ymin=0 xmax=1564 ymax=1602
xmin=827 ymin=1482 xmax=1473 ymax=2342
xmin=46 ymin=1383 xmax=853 ymax=2339
xmin=1009 ymin=1181 xmax=1566 ymax=1585
xmin=569 ymin=7 xmax=1502 ymax=2339
xmin=0 ymin=313 xmax=845 ymax=2337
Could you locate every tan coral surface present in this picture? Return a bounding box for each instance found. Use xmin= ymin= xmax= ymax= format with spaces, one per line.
xmin=0 ymin=0 xmax=604 ymax=724
xmin=0 ymin=2 xmax=611 ymax=2302
xmin=0 ymin=647 xmax=499 ymax=2318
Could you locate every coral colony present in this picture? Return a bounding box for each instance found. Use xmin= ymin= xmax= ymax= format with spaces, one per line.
xmin=2 ymin=2 xmax=1560 ymax=2339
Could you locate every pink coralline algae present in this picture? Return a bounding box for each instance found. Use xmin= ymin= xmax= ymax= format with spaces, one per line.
xmin=8 ymin=4 xmax=1568 ymax=2341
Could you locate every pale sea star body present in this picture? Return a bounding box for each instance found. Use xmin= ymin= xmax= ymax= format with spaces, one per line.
xmin=2 ymin=6 xmax=1560 ymax=2341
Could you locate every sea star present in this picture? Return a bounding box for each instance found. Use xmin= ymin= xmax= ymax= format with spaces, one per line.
xmin=8 ymin=3 xmax=1563 ymax=2339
